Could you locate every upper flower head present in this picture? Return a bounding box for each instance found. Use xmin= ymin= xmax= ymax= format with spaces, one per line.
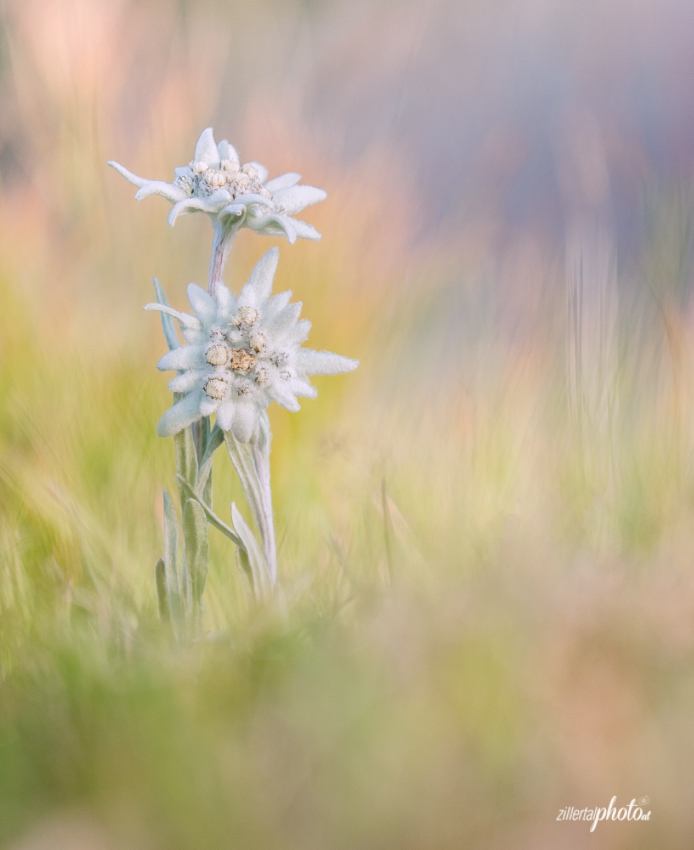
xmin=146 ymin=248 xmax=358 ymax=442
xmin=108 ymin=128 xmax=327 ymax=244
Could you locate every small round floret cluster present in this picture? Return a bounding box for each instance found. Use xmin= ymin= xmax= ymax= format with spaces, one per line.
xmin=176 ymin=160 xmax=273 ymax=205
xmin=200 ymin=304 xmax=291 ymax=407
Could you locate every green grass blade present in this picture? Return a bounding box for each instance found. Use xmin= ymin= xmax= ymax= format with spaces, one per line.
xmin=154 ymin=558 xmax=169 ymax=622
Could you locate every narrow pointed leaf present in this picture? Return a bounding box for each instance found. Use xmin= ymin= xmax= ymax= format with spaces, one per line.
xmin=252 ymin=411 xmax=276 ymax=583
xmin=152 ymin=278 xmax=180 ymax=351
xmin=196 ymin=423 xmax=224 ymax=496
xmin=225 ymin=424 xmax=277 ymax=585
xmin=176 ymin=475 xmax=243 ymax=547
xmin=231 ymin=503 xmax=269 ymax=597
xmin=163 ymin=490 xmax=184 ymax=630
xmin=174 ymin=406 xmax=198 ymax=497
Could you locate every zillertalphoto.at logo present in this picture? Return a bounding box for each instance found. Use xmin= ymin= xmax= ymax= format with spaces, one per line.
xmin=557 ymin=797 xmax=652 ymax=832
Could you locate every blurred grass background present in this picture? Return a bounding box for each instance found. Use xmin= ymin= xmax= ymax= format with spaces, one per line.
xmin=1 ymin=0 xmax=694 ymax=847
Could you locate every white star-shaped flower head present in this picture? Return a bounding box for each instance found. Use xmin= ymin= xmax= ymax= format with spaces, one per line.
xmin=146 ymin=248 xmax=358 ymax=442
xmin=109 ymin=128 xmax=327 ymax=244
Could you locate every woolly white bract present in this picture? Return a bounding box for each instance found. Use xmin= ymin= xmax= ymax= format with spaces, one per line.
xmin=108 ymin=128 xmax=326 ymax=244
xmin=146 ymin=248 xmax=358 ymax=442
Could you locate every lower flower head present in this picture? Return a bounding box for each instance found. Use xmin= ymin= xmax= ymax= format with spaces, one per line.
xmin=145 ymin=248 xmax=358 ymax=442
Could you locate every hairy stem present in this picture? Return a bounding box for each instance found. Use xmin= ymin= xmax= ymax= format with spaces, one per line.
xmin=209 ymin=221 xmax=234 ymax=295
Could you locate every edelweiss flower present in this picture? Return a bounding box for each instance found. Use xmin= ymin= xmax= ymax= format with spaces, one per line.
xmin=108 ymin=128 xmax=327 ymax=244
xmin=146 ymin=248 xmax=358 ymax=442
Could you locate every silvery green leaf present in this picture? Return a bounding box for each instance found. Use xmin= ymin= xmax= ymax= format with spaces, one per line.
xmin=155 ymin=558 xmax=169 ymax=622
xmin=196 ymin=418 xmax=214 ymax=506
xmin=163 ymin=489 xmax=185 ymax=631
xmin=252 ymin=411 xmax=276 ymax=582
xmin=152 ymin=278 xmax=180 ymax=351
xmin=197 ymin=414 xmax=211 ymax=458
xmin=174 ymin=408 xmax=198 ymax=492
xmin=196 ymin=423 xmax=224 ymax=496
xmin=176 ymin=475 xmax=242 ymax=548
xmin=183 ymin=499 xmax=209 ymax=607
xmin=225 ymin=419 xmax=276 ymax=584
xmin=224 ymin=432 xmax=263 ymax=524
xmin=231 ymin=503 xmax=269 ymax=597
